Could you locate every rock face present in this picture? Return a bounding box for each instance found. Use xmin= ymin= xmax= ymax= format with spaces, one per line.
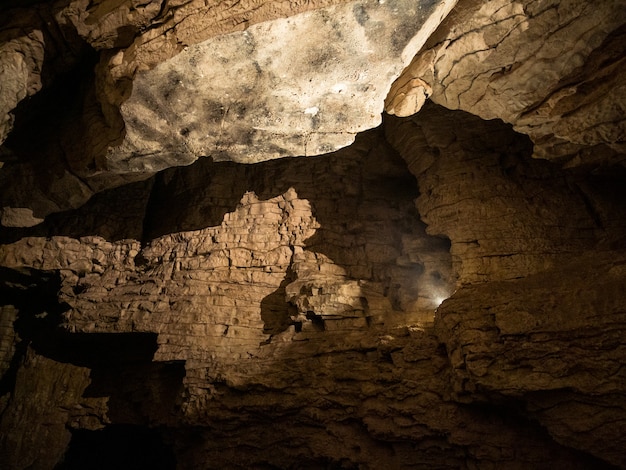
xmin=386 ymin=0 xmax=626 ymax=166
xmin=1 ymin=0 xmax=625 ymax=469
xmin=0 ymin=0 xmax=458 ymax=224
xmin=435 ymin=252 xmax=626 ymax=467
xmin=108 ymin=0 xmax=458 ymax=171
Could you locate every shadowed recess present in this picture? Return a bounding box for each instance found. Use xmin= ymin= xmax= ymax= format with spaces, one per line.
xmin=55 ymin=424 xmax=177 ymax=470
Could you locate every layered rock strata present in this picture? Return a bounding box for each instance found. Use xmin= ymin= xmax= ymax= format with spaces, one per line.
xmin=1 ymin=105 xmax=625 ymax=468
xmin=0 ymin=0 xmax=625 ymax=468
xmin=386 ymin=0 xmax=626 ymax=167
xmin=386 ymin=103 xmax=626 ymax=468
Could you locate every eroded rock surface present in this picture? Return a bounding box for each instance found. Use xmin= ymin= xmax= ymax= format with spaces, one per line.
xmin=385 ymin=103 xmax=609 ymax=284
xmin=386 ymin=0 xmax=626 ymax=167
xmin=0 ymin=0 xmax=457 ymax=225
xmin=1 ymin=0 xmax=625 ymax=469
xmin=1 ymin=104 xmax=625 ymax=468
xmin=107 ymin=0 xmax=457 ymax=171
xmin=436 ymin=252 xmax=626 ymax=467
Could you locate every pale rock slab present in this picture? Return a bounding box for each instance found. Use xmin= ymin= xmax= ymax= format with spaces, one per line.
xmin=104 ymin=0 xmax=458 ymax=172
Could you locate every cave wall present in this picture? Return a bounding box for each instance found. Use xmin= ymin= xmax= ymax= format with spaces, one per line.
xmin=1 ymin=0 xmax=625 ymax=469
xmin=1 ymin=104 xmax=625 ymax=469
xmin=386 ymin=0 xmax=626 ymax=166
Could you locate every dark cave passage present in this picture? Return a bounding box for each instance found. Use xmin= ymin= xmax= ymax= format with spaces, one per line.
xmin=56 ymin=424 xmax=177 ymax=470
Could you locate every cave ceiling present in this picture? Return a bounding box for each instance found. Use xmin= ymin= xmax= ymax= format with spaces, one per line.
xmin=1 ymin=0 xmax=626 ymax=469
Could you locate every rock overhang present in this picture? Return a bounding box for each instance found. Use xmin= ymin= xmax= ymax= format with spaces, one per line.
xmin=105 ymin=0 xmax=458 ymax=172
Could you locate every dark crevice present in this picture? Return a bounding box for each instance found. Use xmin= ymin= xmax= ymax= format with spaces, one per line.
xmin=572 ymin=166 xmax=626 ymax=244
xmin=85 ymin=360 xmax=186 ymax=425
xmin=0 ymin=266 xmax=158 ymax=367
xmin=305 ymin=311 xmax=326 ymax=331
xmin=0 ymin=266 xmax=70 ymax=396
xmin=0 ymin=264 xmax=166 ymax=394
xmin=260 ymin=264 xmax=298 ymax=339
xmin=55 ymin=424 xmax=177 ymax=470
xmin=0 ymin=265 xmax=186 ymax=469
xmin=0 ymin=42 xmax=100 ymax=220
xmin=1 ymin=43 xmax=98 ymax=163
xmin=0 ymin=177 xmax=154 ymax=244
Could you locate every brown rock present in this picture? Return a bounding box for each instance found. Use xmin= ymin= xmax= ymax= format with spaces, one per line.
xmin=385 ymin=103 xmax=609 ymax=285
xmin=0 ymin=1 xmax=625 ymax=468
xmin=387 ymin=0 xmax=626 ymax=167
xmin=435 ymin=252 xmax=626 ymax=466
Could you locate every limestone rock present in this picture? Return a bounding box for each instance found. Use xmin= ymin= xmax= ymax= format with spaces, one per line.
xmin=0 ymin=0 xmax=625 ymax=468
xmin=0 ymin=0 xmax=458 ymax=226
xmin=103 ymin=0 xmax=458 ymax=172
xmin=2 ymin=105 xmax=625 ymax=468
xmin=0 ymin=30 xmax=44 ymax=145
xmin=386 ymin=0 xmax=626 ymax=166
xmin=385 ymin=103 xmax=612 ymax=285
xmin=435 ymin=251 xmax=626 ymax=467
xmin=0 ymin=348 xmax=108 ymax=469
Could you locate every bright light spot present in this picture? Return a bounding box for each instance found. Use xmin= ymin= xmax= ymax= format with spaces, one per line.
xmin=304 ymin=106 xmax=319 ymax=116
xmin=331 ymin=83 xmax=347 ymax=94
xmin=433 ymin=289 xmax=456 ymax=312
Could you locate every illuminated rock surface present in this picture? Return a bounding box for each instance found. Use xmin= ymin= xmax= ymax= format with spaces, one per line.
xmin=0 ymin=0 xmax=625 ymax=469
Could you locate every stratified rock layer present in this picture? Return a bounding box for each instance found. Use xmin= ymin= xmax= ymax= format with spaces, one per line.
xmin=1 ymin=105 xmax=625 ymax=468
xmin=1 ymin=0 xmax=625 ymax=468
xmin=436 ymin=252 xmax=626 ymax=468
xmin=385 ymin=103 xmax=608 ymax=284
xmin=386 ymin=0 xmax=626 ymax=167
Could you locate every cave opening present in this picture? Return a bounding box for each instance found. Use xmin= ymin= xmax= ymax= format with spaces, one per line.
xmin=55 ymin=424 xmax=177 ymax=470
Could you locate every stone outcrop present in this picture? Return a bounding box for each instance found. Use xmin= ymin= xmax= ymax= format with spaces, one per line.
xmin=385 ymin=103 xmax=612 ymax=284
xmin=435 ymin=251 xmax=626 ymax=468
xmin=0 ymin=0 xmax=458 ymax=225
xmin=385 ymin=105 xmax=626 ymax=465
xmin=2 ymin=103 xmax=625 ymax=468
xmin=386 ymin=0 xmax=626 ymax=167
xmin=0 ymin=0 xmax=625 ymax=469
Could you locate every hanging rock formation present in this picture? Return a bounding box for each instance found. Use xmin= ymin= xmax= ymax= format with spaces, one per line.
xmin=0 ymin=0 xmax=625 ymax=469
xmin=385 ymin=0 xmax=626 ymax=166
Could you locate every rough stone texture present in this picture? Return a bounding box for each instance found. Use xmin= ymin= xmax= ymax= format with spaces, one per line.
xmin=1 ymin=104 xmax=626 ymax=468
xmin=0 ymin=2 xmax=92 ymax=145
xmin=435 ymin=251 xmax=626 ymax=467
xmin=385 ymin=103 xmax=614 ymax=285
xmin=1 ymin=0 xmax=626 ymax=469
xmin=386 ymin=0 xmax=626 ymax=167
xmin=3 ymin=0 xmax=624 ymax=224
xmin=0 ymin=0 xmax=457 ymax=225
xmin=0 ymin=348 xmax=108 ymax=470
xmin=0 ymin=2 xmax=101 ymax=226
xmin=0 ymin=129 xmax=453 ymax=358
xmin=0 ymin=0 xmax=354 ymax=147
xmin=385 ymin=104 xmax=626 ymax=467
xmin=106 ymin=0 xmax=457 ymax=172
xmin=0 ymin=31 xmax=43 ymax=146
